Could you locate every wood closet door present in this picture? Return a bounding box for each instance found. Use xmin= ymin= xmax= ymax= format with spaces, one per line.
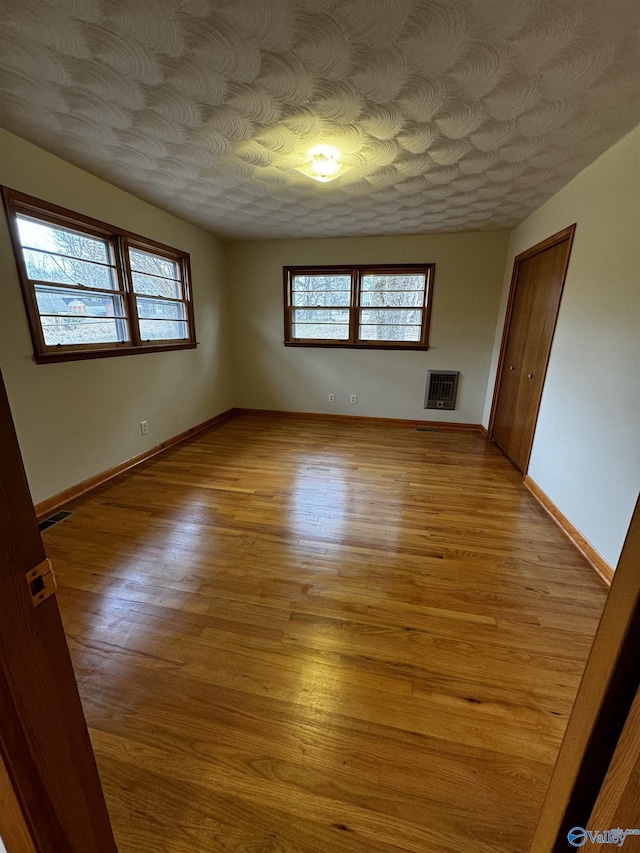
xmin=0 ymin=370 xmax=117 ymax=853
xmin=491 ymin=225 xmax=576 ymax=472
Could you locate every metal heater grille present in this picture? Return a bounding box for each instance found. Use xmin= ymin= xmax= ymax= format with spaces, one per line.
xmin=424 ymin=371 xmax=459 ymax=410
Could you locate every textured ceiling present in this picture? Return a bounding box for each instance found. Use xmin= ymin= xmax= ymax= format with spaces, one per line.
xmin=0 ymin=0 xmax=639 ymax=240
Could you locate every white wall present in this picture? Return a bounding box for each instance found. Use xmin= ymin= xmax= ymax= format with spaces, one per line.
xmin=483 ymin=125 xmax=640 ymax=569
xmin=227 ymin=231 xmax=509 ymax=424
xmin=0 ymin=129 xmax=233 ymax=505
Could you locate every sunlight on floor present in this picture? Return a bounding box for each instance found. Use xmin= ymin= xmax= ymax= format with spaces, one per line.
xmin=290 ymin=457 xmax=348 ymax=542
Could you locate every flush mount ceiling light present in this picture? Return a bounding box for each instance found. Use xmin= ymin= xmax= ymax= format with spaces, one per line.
xmin=295 ymin=145 xmax=352 ymax=183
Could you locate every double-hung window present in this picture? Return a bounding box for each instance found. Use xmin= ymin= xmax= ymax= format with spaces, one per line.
xmin=2 ymin=188 xmax=196 ymax=362
xmin=284 ymin=264 xmax=434 ymax=349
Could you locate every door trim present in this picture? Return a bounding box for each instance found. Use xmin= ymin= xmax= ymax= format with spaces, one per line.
xmin=488 ymin=224 xmax=576 ymax=472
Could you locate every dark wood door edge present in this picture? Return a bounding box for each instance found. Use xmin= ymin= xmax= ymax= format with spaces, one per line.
xmin=529 ymin=497 xmax=640 ymax=851
xmin=553 ymin=591 xmax=640 ymax=849
xmin=0 ymin=370 xmax=118 ymax=852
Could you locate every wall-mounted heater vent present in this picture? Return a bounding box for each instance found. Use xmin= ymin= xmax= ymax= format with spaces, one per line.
xmin=424 ymin=371 xmax=460 ymax=410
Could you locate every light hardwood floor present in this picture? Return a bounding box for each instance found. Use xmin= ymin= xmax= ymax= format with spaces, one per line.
xmin=43 ymin=414 xmax=607 ymax=853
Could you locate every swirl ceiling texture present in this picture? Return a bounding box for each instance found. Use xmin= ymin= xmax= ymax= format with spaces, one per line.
xmin=0 ymin=0 xmax=638 ymax=239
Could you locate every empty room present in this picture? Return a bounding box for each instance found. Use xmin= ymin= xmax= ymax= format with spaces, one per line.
xmin=0 ymin=2 xmax=639 ymax=852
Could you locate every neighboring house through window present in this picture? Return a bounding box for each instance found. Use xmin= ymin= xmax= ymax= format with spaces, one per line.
xmin=2 ymin=187 xmax=196 ymax=363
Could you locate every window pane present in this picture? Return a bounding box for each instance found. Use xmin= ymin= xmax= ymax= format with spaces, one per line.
xmin=139 ymin=319 xmax=189 ymax=341
xmin=41 ymin=317 xmax=128 ymax=346
xmin=292 ymin=323 xmax=350 ymax=340
xmin=35 ymin=285 xmax=125 ymax=319
xmin=359 ymin=324 xmax=422 ymax=342
xmin=292 ymin=273 xmax=351 ymax=292
xmin=136 ymin=297 xmax=186 ymax=320
xmin=360 ymin=290 xmax=423 ymax=308
xmin=292 ymin=306 xmax=350 ymax=340
xmin=16 ymin=216 xmax=111 ymax=264
xmin=293 ymin=309 xmax=349 ymax=325
xmin=132 ymin=271 xmax=182 ymax=299
xmin=292 ymin=273 xmax=351 ymax=310
xmin=361 ymin=273 xmax=426 ymax=292
xmin=22 ymin=248 xmax=117 ymax=290
xmin=293 ymin=290 xmax=350 ymax=307
xmin=358 ymin=273 xmax=427 ymax=344
xmin=129 ymin=248 xmax=179 ymax=280
xmin=360 ymin=309 xmax=423 ymax=325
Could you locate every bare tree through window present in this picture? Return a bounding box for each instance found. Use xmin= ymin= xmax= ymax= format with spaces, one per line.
xmin=285 ymin=265 xmax=433 ymax=349
xmin=3 ymin=188 xmax=196 ymax=361
xmin=17 ymin=217 xmax=127 ymax=346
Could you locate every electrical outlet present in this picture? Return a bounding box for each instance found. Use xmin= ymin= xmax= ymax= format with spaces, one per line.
xmin=328 ymin=393 xmax=335 ymax=403
xmin=350 ymin=394 xmax=357 ymax=404
xmin=140 ymin=420 xmax=148 ymax=435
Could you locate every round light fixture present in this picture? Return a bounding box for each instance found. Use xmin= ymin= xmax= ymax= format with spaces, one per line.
xmin=295 ymin=145 xmax=352 ymax=183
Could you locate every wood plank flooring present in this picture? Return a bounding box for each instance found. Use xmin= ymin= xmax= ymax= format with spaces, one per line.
xmin=42 ymin=414 xmax=607 ymax=853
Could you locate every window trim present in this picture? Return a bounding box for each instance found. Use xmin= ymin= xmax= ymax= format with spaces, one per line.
xmin=283 ymin=263 xmax=434 ymax=350
xmin=2 ymin=187 xmax=197 ymax=363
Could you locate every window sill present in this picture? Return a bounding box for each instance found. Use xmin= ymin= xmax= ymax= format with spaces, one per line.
xmin=283 ymin=341 xmax=429 ymax=351
xmin=33 ymin=341 xmax=197 ymax=364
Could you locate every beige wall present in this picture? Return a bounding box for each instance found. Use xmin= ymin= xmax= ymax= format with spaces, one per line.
xmin=0 ymin=129 xmax=233 ymax=505
xmin=483 ymin=125 xmax=640 ymax=569
xmin=227 ymin=232 xmax=509 ymax=423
